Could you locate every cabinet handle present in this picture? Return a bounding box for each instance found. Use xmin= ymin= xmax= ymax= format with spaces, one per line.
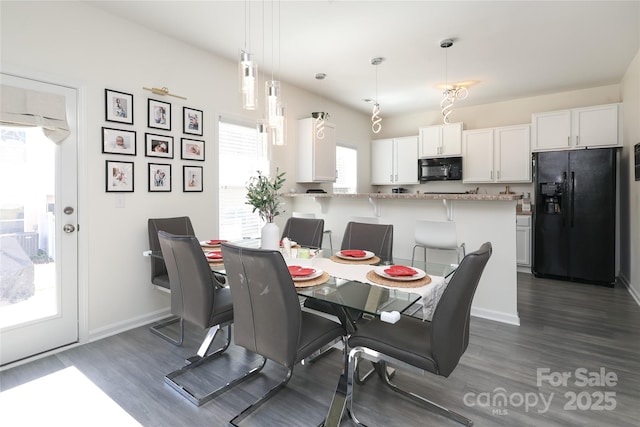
xmin=497 ymin=170 xmax=501 ymax=180
xmin=395 ymin=174 xmax=398 ymax=181
xmin=390 ymin=174 xmax=393 ymax=182
xmin=567 ymin=136 xmax=570 ymax=146
xmin=490 ymin=170 xmax=493 ymax=180
xmin=576 ymin=135 xmax=580 ymax=146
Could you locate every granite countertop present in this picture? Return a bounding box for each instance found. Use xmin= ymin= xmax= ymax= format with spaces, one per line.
xmin=284 ymin=192 xmax=522 ymax=201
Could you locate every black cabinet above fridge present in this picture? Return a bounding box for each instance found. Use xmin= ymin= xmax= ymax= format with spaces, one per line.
xmin=532 ymin=148 xmax=617 ymax=286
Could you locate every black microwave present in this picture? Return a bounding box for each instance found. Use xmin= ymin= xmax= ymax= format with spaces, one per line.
xmin=418 ymin=157 xmax=463 ymax=182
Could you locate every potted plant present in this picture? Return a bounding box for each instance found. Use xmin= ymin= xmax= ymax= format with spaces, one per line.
xmin=245 ymin=169 xmax=286 ymax=249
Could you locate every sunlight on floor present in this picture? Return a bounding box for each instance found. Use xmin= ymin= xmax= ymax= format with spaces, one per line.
xmin=0 ymin=366 xmax=142 ymax=426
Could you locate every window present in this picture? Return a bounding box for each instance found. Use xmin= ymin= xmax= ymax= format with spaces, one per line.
xmin=333 ymin=145 xmax=357 ymax=193
xmin=218 ymin=118 xmax=269 ymax=239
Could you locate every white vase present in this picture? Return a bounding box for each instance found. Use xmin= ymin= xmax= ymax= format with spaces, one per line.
xmin=261 ymin=222 xmax=280 ymax=250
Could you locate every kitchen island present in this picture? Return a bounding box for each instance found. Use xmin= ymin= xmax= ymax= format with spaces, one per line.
xmin=283 ymin=192 xmax=521 ymax=325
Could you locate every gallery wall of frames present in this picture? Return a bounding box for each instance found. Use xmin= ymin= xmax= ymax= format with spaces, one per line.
xmin=102 ymin=88 xmax=205 ymax=193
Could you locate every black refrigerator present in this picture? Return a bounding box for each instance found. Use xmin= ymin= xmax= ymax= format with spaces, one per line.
xmin=532 ymin=148 xmax=617 ymax=286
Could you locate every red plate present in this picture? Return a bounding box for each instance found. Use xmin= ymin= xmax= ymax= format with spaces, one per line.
xmin=206 ymin=251 xmax=223 ymax=260
xmin=384 ymin=265 xmax=418 ymax=277
xmin=288 ymin=265 xmax=316 ymax=277
xmin=340 ymin=250 xmax=367 ymax=258
xmin=206 ymin=239 xmax=227 ymax=245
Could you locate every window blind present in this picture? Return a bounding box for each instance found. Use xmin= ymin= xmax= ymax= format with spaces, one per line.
xmin=218 ymin=118 xmax=269 ymax=240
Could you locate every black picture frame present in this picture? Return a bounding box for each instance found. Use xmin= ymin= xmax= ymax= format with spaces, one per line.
xmin=635 ymin=142 xmax=639 ymax=181
xmin=148 ymin=163 xmax=172 ymax=192
xmin=147 ymin=98 xmax=171 ymax=131
xmin=183 ymin=107 xmax=203 ymax=136
xmin=145 ymin=133 xmax=174 ymax=158
xmin=105 ymin=89 xmax=133 ymax=125
xmin=102 ymin=127 xmax=136 ymax=156
xmin=105 ymin=160 xmax=134 ymax=192
xmin=183 ymin=165 xmax=203 ymax=192
xmin=180 ymin=138 xmax=205 ymax=161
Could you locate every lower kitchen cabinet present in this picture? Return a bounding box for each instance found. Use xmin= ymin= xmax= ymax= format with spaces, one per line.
xmin=516 ymin=215 xmax=531 ymax=268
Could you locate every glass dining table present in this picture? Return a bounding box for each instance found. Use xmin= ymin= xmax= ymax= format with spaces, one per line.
xmin=148 ymin=239 xmax=458 ymax=326
xmin=148 ymin=240 xmax=458 ymax=426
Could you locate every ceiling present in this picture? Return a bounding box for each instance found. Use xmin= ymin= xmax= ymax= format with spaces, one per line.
xmin=88 ymin=1 xmax=639 ymax=117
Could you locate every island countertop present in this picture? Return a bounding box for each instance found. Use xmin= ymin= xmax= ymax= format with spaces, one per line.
xmin=284 ymin=192 xmax=521 ymax=201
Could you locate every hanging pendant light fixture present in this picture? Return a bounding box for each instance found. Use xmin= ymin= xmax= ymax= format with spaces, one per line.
xmin=370 ymin=57 xmax=384 ymax=134
xmin=239 ymin=1 xmax=257 ymax=110
xmin=313 ymin=73 xmax=328 ymax=139
xmin=440 ymin=39 xmax=468 ymax=124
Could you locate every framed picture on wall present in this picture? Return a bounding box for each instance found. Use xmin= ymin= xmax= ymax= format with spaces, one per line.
xmin=105 ymin=160 xmax=134 ymax=192
xmin=105 ymin=89 xmax=133 ymax=125
xmin=102 ymin=127 xmax=136 ymax=156
xmin=635 ymin=142 xmax=639 ymax=181
xmin=148 ymin=163 xmax=171 ymax=192
xmin=147 ymin=99 xmax=171 ymax=130
xmin=180 ymin=138 xmax=205 ymax=161
xmin=145 ymin=133 xmax=174 ymax=158
xmin=183 ymin=107 xmax=203 ymax=136
xmin=183 ymin=165 xmax=203 ymax=192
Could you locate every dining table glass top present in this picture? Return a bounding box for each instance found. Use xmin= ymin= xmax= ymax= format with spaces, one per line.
xmin=149 ymin=240 xmax=458 ymax=318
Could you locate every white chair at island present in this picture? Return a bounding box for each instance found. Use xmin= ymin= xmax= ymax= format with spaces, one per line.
xmin=411 ymin=219 xmax=465 ymax=267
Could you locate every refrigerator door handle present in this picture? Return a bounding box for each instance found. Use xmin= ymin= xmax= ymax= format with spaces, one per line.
xmin=562 ymin=171 xmax=567 ymax=227
xmin=571 ymin=171 xmax=575 ymax=228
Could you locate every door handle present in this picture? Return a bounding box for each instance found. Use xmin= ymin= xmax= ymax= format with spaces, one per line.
xmin=63 ymin=224 xmax=76 ymax=233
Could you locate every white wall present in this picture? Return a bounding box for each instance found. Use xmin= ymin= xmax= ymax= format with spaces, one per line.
xmin=0 ymin=1 xmax=370 ymax=339
xmin=621 ymin=49 xmax=640 ymax=301
xmin=2 ymin=1 xmax=637 ymax=340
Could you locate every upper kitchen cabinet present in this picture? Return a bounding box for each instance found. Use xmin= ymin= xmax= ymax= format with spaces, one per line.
xmin=371 ymin=136 xmax=418 ymax=185
xmin=418 ymin=122 xmax=463 ymax=158
xmin=532 ymin=103 xmax=621 ymax=151
xmin=296 ymin=118 xmax=336 ymax=183
xmin=463 ymin=124 xmax=531 ymax=183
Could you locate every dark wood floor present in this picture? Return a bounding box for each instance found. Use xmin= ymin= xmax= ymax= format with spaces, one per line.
xmin=2 ymin=273 xmax=640 ymax=426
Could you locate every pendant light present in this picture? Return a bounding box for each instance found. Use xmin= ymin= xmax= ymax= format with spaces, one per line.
xmin=440 ymin=39 xmax=468 ymax=124
xmin=239 ymin=1 xmax=257 ymax=110
xmin=370 ymin=57 xmax=384 ymax=134
xmin=313 ymin=73 xmax=328 ymax=139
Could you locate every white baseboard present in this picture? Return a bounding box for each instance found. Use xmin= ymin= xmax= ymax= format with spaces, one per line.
xmin=619 ymin=273 xmax=640 ymax=307
xmin=471 ymin=306 xmax=521 ymax=326
xmin=87 ymin=308 xmax=171 ymax=343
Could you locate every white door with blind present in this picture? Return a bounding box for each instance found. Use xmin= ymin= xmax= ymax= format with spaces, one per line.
xmin=0 ymin=73 xmax=79 ymax=366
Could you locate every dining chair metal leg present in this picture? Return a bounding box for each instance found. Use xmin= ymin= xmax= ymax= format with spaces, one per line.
xmin=150 ymin=316 xmax=184 ymax=346
xmin=165 ymin=323 xmax=267 ymax=407
xmin=380 ymin=358 xmax=473 ymax=426
xmin=301 ymin=337 xmax=341 ymax=365
xmin=230 ymin=368 xmax=293 ymax=426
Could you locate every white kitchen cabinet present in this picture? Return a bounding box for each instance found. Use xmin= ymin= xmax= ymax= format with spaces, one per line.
xmin=532 ymin=103 xmax=621 ymax=151
xmin=371 ymin=136 xmax=418 ymax=185
xmin=418 ymin=122 xmax=462 ymax=158
xmin=516 ymin=215 xmax=531 ymax=268
xmin=296 ymin=118 xmax=336 ymax=183
xmin=462 ymin=124 xmax=531 ymax=183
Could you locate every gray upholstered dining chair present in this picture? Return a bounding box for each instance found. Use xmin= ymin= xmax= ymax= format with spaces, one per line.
xmin=341 ymin=221 xmax=394 ymax=263
xmin=344 ymin=242 xmax=492 ymax=426
xmin=220 ymin=243 xmax=345 ymax=426
xmin=280 ymin=216 xmax=325 ymax=248
xmin=158 ymin=231 xmax=265 ymax=407
xmin=148 ymin=216 xmax=196 ymax=345
xmin=304 ymin=221 xmax=394 ymax=331
xmin=292 ymin=212 xmax=333 ymax=252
